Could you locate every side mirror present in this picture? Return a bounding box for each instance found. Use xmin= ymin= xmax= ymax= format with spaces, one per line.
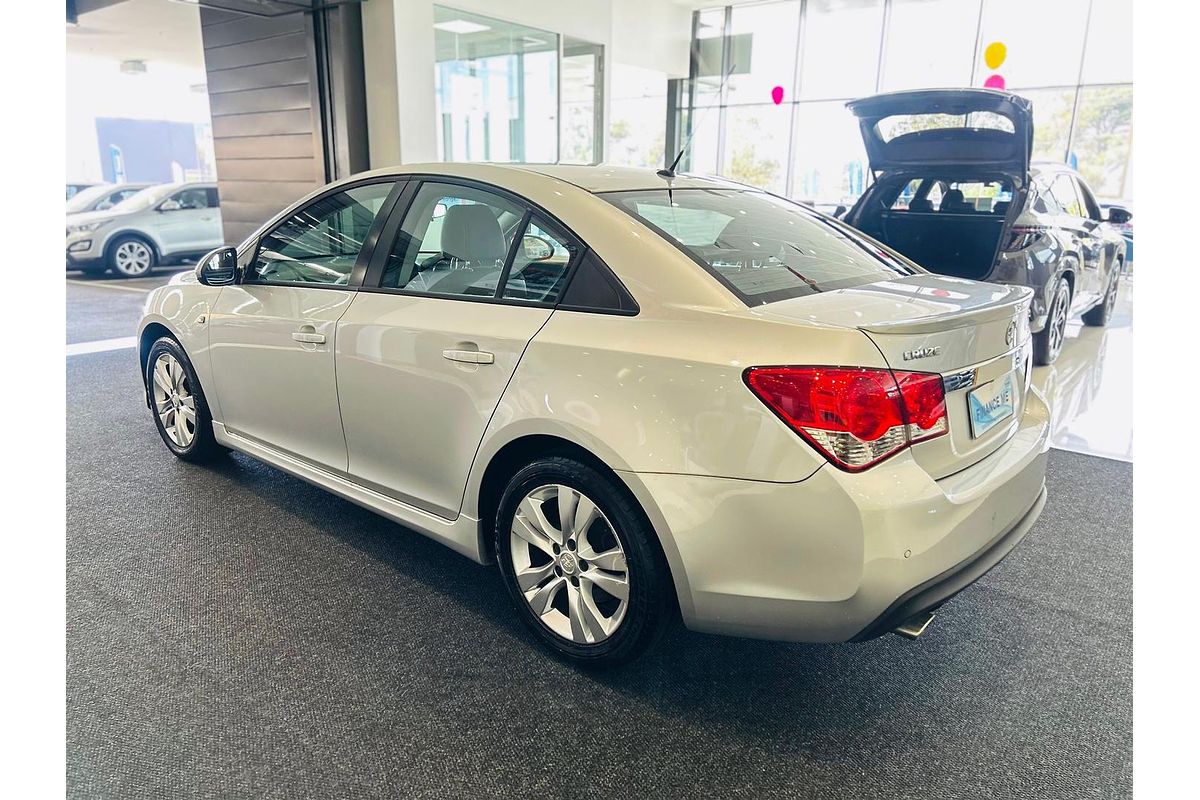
xmin=1105 ymin=205 xmax=1132 ymax=224
xmin=833 ymin=205 xmax=848 ymax=219
xmin=159 ymin=199 xmax=182 ymax=212
xmin=196 ymin=246 xmax=238 ymax=286
xmin=522 ymin=234 xmax=555 ymax=262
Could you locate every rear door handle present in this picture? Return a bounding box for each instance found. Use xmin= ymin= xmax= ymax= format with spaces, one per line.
xmin=443 ymin=348 xmax=494 ymax=365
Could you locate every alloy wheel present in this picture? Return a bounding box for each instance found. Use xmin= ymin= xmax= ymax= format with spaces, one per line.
xmin=152 ymin=353 xmax=196 ymax=448
xmin=114 ymin=240 xmax=152 ymax=276
xmin=1048 ymin=285 xmax=1069 ymax=361
xmin=1105 ymin=274 xmax=1119 ymax=316
xmin=509 ymin=484 xmax=630 ymax=644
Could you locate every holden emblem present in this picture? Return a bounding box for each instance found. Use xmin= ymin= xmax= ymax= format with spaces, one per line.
xmin=1005 ymin=321 xmax=1017 ymax=347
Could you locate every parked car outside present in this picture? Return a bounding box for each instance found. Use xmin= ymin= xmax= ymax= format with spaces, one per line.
xmin=66 ymin=182 xmax=98 ymax=200
xmin=65 ymin=183 xmax=153 ymax=217
xmin=66 ymin=182 xmax=223 ymax=278
xmin=137 ymin=164 xmax=1049 ymax=665
xmin=843 ymin=89 xmax=1130 ymax=365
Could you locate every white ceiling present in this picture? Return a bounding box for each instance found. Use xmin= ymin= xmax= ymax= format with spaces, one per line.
xmin=67 ymin=0 xmax=206 ymax=73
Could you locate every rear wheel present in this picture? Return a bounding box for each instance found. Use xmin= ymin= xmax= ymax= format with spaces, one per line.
xmin=1033 ymin=277 xmax=1070 ymax=365
xmin=109 ymin=235 xmax=156 ymax=278
xmin=495 ymin=457 xmax=672 ymax=666
xmin=1082 ymin=267 xmax=1120 ymax=327
xmin=146 ymin=338 xmax=222 ymax=462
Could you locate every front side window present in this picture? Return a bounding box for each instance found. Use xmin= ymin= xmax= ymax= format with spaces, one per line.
xmin=170 ymin=188 xmax=211 ymax=210
xmin=382 ymin=183 xmax=526 ymax=298
xmin=248 ymin=181 xmax=395 ymax=286
xmin=603 ymin=188 xmax=919 ymax=306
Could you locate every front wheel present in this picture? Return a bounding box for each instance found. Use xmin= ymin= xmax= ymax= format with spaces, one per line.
xmin=109 ymin=236 xmax=157 ymax=278
xmin=1033 ymin=277 xmax=1070 ymax=365
xmin=495 ymin=457 xmax=672 ymax=666
xmin=145 ymin=337 xmax=223 ymax=462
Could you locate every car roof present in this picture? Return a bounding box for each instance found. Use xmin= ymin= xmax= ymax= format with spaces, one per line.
xmin=353 ymin=162 xmax=734 ymax=194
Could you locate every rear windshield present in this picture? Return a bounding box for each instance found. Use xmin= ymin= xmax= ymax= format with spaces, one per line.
xmin=875 ymin=112 xmax=1014 ymax=142
xmin=601 ymin=188 xmax=919 ymax=305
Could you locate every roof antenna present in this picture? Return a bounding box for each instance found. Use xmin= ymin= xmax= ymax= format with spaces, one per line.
xmin=658 ymin=61 xmax=737 ymax=181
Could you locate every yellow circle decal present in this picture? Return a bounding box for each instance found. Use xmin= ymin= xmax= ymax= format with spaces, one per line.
xmin=984 ymin=41 xmax=1007 ymax=70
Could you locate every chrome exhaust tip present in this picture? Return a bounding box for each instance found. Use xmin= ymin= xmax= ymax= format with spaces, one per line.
xmin=893 ymin=611 xmax=936 ymax=640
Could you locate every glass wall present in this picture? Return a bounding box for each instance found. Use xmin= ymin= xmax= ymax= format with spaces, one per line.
xmin=682 ymin=0 xmax=1133 ymax=203
xmin=432 ymin=7 xmax=605 ymax=165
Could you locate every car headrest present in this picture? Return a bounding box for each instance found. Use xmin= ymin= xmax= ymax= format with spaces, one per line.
xmin=908 ymin=198 xmax=933 ymax=213
xmin=440 ymin=204 xmax=507 ymax=265
xmin=942 ymin=189 xmax=966 ymax=211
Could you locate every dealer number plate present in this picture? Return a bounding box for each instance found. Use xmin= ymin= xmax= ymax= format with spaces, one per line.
xmin=968 ymin=371 xmax=1016 ymax=438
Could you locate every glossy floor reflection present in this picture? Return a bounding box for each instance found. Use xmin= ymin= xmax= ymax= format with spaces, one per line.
xmin=1031 ymin=276 xmax=1133 ymax=462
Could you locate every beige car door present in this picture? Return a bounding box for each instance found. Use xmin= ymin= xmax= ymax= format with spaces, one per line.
xmin=207 ymin=180 xmax=399 ymax=472
xmin=336 ymin=181 xmax=577 ymax=519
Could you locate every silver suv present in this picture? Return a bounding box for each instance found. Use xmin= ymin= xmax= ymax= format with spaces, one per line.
xmin=66 ymin=182 xmax=223 ymax=278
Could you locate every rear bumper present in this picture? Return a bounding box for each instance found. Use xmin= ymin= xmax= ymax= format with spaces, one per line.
xmin=624 ymin=385 xmax=1051 ymax=643
xmin=849 ymin=484 xmax=1046 ymax=640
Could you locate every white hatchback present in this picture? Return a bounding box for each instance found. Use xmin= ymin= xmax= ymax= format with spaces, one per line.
xmin=137 ymin=164 xmax=1050 ymax=664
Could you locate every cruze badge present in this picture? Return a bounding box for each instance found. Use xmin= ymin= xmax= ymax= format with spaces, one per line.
xmin=903 ymin=346 xmax=941 ymax=361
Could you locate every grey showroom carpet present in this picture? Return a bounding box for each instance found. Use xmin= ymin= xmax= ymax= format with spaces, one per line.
xmin=67 ymin=348 xmax=1132 ymax=799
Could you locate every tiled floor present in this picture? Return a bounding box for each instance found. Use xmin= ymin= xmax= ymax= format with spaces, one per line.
xmin=1031 ymin=276 xmax=1133 ymax=462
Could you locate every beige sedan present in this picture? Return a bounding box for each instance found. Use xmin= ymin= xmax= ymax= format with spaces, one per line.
xmin=137 ymin=164 xmax=1050 ymax=665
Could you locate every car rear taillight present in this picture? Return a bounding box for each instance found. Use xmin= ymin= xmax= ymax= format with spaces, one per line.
xmin=744 ymin=366 xmax=948 ymax=472
xmin=1002 ymin=225 xmax=1047 ymax=251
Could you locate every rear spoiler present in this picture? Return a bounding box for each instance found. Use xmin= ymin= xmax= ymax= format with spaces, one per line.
xmin=858 ymin=286 xmax=1032 ymax=335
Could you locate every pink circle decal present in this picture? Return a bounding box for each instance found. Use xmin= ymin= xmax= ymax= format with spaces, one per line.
xmin=984 ymin=74 xmax=1006 ymax=90
xmin=771 ymin=85 xmax=784 ymax=105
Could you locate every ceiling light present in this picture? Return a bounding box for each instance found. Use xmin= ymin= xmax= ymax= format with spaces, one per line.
xmin=434 ymin=19 xmax=491 ymax=35
xmin=120 ymin=60 xmax=148 ymax=75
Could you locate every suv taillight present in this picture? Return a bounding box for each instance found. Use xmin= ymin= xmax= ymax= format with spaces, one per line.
xmin=1002 ymin=225 xmax=1047 ymax=251
xmin=744 ymin=366 xmax=948 ymax=472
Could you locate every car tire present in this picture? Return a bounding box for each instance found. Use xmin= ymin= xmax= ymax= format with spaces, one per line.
xmin=1082 ymin=267 xmax=1120 ymax=327
xmin=145 ymin=337 xmax=223 ymax=463
xmin=108 ymin=235 xmax=157 ymax=278
xmin=1033 ymin=277 xmax=1071 ymax=366
xmin=495 ymin=456 xmax=672 ymax=666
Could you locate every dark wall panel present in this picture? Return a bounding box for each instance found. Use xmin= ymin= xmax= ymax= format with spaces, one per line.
xmin=214 ymin=133 xmax=314 ymax=160
xmin=201 ymin=7 xmax=325 ymax=244
xmin=207 ymin=60 xmax=309 ymax=93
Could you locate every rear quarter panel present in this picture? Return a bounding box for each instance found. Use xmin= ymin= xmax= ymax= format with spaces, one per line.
xmin=467 ymin=305 xmax=890 ymax=493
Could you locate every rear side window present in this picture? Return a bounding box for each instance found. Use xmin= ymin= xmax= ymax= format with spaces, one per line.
xmin=1049 ymin=173 xmax=1085 ymax=217
xmin=500 ymin=216 xmax=576 ymax=304
xmin=382 ymin=182 xmax=526 ymax=298
xmin=602 ymin=188 xmax=918 ymax=306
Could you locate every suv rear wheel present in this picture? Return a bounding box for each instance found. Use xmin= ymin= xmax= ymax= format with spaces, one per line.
xmin=1082 ymin=268 xmax=1120 ymax=327
xmin=1033 ymin=277 xmax=1070 ymax=365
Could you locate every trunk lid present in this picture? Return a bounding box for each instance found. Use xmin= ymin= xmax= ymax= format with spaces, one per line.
xmin=846 ymin=88 xmax=1033 ymax=178
xmin=756 ymin=273 xmax=1033 ymax=478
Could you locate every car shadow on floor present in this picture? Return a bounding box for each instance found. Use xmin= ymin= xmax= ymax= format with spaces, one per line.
xmin=197 ymin=448 xmax=1043 ymax=746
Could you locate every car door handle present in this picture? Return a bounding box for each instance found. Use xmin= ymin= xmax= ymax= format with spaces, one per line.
xmin=443 ymin=348 xmax=494 ymax=365
xmin=292 ymin=330 xmax=326 ymax=344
